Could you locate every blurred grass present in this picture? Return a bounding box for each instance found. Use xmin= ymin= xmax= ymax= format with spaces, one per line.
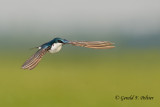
xmin=0 ymin=49 xmax=160 ymax=107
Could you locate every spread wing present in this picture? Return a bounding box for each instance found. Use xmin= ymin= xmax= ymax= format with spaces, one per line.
xmin=21 ymin=46 xmax=50 ymax=70
xmin=69 ymin=41 xmax=115 ymax=49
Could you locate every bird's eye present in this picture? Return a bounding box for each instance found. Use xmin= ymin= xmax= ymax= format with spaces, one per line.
xmin=58 ymin=40 xmax=63 ymax=43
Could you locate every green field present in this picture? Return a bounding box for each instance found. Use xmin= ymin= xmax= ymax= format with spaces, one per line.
xmin=0 ymin=49 xmax=160 ymax=107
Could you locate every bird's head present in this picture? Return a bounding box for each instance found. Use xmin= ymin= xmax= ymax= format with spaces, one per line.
xmin=52 ymin=38 xmax=69 ymax=44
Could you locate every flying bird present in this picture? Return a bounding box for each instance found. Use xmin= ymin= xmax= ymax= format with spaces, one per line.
xmin=22 ymin=38 xmax=115 ymax=70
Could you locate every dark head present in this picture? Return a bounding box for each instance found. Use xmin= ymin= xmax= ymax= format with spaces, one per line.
xmin=50 ymin=38 xmax=69 ymax=44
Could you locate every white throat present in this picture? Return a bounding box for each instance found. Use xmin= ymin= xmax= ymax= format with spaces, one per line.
xmin=49 ymin=43 xmax=63 ymax=53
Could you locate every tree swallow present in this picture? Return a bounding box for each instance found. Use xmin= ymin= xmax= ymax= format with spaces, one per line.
xmin=22 ymin=37 xmax=115 ymax=70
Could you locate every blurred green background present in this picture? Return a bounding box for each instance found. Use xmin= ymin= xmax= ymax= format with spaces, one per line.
xmin=0 ymin=39 xmax=160 ymax=107
xmin=0 ymin=0 xmax=160 ymax=107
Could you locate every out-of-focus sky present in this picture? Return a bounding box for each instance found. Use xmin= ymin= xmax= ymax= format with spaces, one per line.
xmin=0 ymin=0 xmax=160 ymax=36
xmin=0 ymin=0 xmax=160 ymax=50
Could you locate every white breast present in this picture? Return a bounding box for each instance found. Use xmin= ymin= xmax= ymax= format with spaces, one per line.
xmin=49 ymin=43 xmax=63 ymax=53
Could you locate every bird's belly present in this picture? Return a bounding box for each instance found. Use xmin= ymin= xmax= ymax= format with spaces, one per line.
xmin=49 ymin=43 xmax=62 ymax=53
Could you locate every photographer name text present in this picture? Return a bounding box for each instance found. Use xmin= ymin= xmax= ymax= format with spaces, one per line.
xmin=115 ymin=95 xmax=154 ymax=101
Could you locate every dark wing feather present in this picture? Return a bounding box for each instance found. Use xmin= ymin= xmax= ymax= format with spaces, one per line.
xmin=22 ymin=47 xmax=50 ymax=70
xmin=69 ymin=41 xmax=115 ymax=49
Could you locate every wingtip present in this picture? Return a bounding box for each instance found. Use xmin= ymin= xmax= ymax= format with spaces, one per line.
xmin=21 ymin=65 xmax=27 ymax=70
xmin=21 ymin=66 xmax=33 ymax=70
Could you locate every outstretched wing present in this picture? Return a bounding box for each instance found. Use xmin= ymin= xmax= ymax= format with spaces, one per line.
xmin=69 ymin=41 xmax=115 ymax=49
xmin=22 ymin=46 xmax=50 ymax=70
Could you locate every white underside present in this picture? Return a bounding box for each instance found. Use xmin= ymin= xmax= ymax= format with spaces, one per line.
xmin=49 ymin=43 xmax=63 ymax=53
